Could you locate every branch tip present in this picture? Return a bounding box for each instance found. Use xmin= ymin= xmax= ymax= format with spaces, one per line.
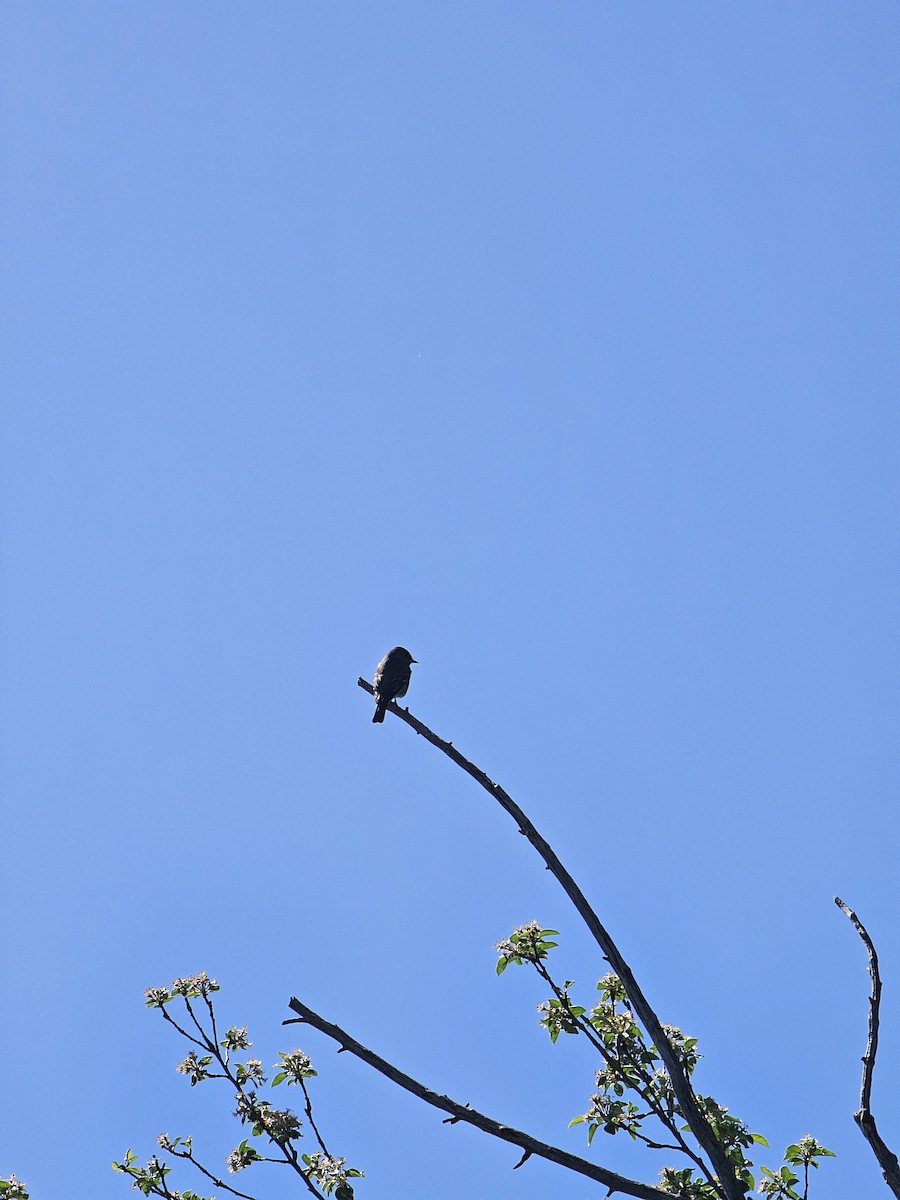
xmin=837 ymin=898 xmax=900 ymax=1196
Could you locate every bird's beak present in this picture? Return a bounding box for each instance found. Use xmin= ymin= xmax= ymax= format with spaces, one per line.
xmin=411 ymin=659 xmax=418 ymax=664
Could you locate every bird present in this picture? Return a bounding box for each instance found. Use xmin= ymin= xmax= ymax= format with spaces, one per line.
xmin=372 ymin=646 xmax=417 ymax=723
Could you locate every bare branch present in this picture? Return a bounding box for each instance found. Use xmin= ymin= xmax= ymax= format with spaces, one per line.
xmin=835 ymin=897 xmax=900 ymax=1197
xmin=286 ymin=996 xmax=678 ymax=1200
xmin=357 ymin=678 xmax=742 ymax=1199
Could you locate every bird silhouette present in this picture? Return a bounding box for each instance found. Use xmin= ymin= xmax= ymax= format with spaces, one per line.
xmin=372 ymin=647 xmax=417 ymax=723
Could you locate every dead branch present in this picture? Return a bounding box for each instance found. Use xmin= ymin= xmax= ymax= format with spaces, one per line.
xmin=356 ymin=677 xmax=743 ymax=1200
xmin=835 ymin=897 xmax=900 ymax=1196
xmin=286 ymin=996 xmax=677 ymax=1200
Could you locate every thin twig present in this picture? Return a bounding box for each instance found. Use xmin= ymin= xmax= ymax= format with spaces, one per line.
xmin=286 ymin=997 xmax=679 ymax=1200
xmin=158 ymin=1007 xmax=211 ymax=1053
xmin=204 ymin=991 xmax=221 ymax=1053
xmin=300 ymin=1076 xmax=332 ymax=1157
xmin=835 ymin=897 xmax=900 ymax=1197
xmin=168 ymin=1145 xmax=259 ymax=1200
xmin=184 ymin=996 xmax=214 ymax=1048
xmin=357 ymin=678 xmax=742 ymax=1200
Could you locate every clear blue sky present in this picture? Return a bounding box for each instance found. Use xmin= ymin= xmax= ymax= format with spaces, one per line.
xmin=2 ymin=4 xmax=898 ymax=1198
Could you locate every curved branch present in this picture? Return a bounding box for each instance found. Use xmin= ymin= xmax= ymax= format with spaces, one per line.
xmin=835 ymin=897 xmax=900 ymax=1197
xmin=357 ymin=678 xmax=742 ymax=1200
xmin=286 ymin=997 xmax=676 ymax=1200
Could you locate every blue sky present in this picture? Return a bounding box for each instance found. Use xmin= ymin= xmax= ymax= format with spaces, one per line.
xmin=1 ymin=4 xmax=898 ymax=1198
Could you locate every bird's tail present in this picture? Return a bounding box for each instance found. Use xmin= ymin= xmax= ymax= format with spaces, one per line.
xmin=372 ymin=702 xmax=387 ymax=723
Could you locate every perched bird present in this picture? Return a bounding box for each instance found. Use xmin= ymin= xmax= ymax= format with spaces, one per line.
xmin=372 ymin=646 xmax=417 ymax=723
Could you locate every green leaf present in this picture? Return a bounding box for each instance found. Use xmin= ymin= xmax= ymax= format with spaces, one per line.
xmin=496 ymin=958 xmax=509 ymax=975
xmin=272 ymin=1071 xmax=287 ymax=1086
xmin=752 ymin=1133 xmax=769 ymax=1146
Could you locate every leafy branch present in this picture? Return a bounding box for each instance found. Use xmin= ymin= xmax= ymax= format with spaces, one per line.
xmin=113 ymin=973 xmax=362 ymax=1200
xmin=496 ymin=921 xmax=833 ymax=1199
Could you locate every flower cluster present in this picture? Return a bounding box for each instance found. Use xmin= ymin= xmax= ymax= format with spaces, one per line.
xmin=259 ymin=1105 xmax=302 ymax=1142
xmin=156 ymin=1133 xmax=187 ymax=1151
xmin=226 ymin=1138 xmax=263 ymax=1174
xmin=302 ymin=1152 xmax=364 ymax=1197
xmin=581 ymin=1093 xmax=642 ymax=1138
xmin=659 ymin=1165 xmax=711 ymax=1197
xmin=234 ymin=1091 xmax=303 ymax=1145
xmin=537 ymin=991 xmax=585 ymax=1042
xmin=596 ymin=972 xmax=629 ymax=1004
xmin=235 ymin=1058 xmax=266 ymax=1087
xmin=273 ymin=1048 xmax=316 ymax=1085
xmin=222 ymin=1025 xmax=251 ymax=1051
xmin=176 ymin=1050 xmax=213 ymax=1086
xmin=495 ymin=921 xmax=559 ymax=972
xmin=171 ymin=971 xmax=218 ymax=998
xmin=144 ymin=972 xmax=219 ymax=1009
xmin=0 ymin=1175 xmax=28 ymax=1200
xmin=660 ymin=1024 xmax=701 ymax=1076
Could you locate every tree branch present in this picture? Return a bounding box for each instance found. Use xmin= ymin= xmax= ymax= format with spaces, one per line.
xmin=357 ymin=677 xmax=743 ymax=1199
xmin=834 ymin=897 xmax=900 ymax=1197
xmin=532 ymin=959 xmax=714 ymax=1185
xmin=286 ymin=997 xmax=677 ymax=1200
